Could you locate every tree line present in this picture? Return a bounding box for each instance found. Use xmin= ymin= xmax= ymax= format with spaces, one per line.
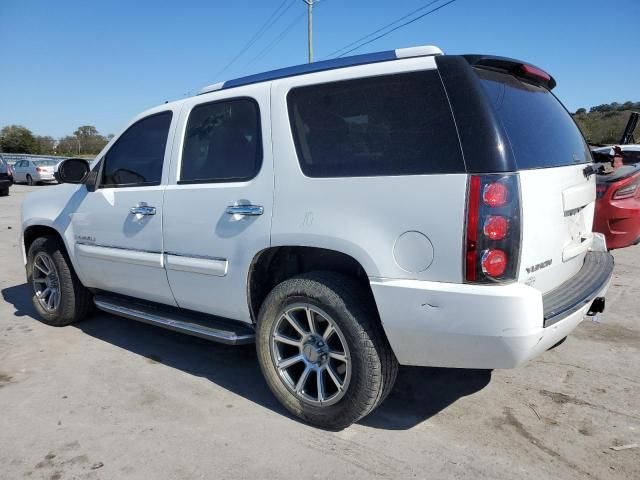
xmin=575 ymin=101 xmax=640 ymax=115
xmin=0 ymin=124 xmax=113 ymax=156
xmin=573 ymin=101 xmax=638 ymax=145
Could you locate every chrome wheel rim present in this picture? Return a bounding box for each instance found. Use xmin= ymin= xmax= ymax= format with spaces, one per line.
xmin=32 ymin=252 xmax=61 ymax=312
xmin=270 ymin=303 xmax=351 ymax=406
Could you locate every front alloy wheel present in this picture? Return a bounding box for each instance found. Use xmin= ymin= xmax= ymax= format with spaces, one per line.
xmin=32 ymin=252 xmax=61 ymax=312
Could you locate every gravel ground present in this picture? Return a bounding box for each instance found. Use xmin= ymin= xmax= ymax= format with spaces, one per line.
xmin=1 ymin=183 xmax=639 ymax=479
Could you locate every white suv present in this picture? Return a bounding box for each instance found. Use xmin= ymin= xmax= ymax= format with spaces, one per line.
xmin=20 ymin=46 xmax=614 ymax=429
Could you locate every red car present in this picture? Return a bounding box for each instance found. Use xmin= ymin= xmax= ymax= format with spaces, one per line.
xmin=594 ymin=164 xmax=640 ymax=249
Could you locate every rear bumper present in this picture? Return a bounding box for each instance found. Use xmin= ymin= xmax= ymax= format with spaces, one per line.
xmin=371 ymin=250 xmax=614 ymax=369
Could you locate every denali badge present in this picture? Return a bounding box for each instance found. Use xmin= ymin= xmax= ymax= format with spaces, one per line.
xmin=526 ymin=259 xmax=552 ymax=274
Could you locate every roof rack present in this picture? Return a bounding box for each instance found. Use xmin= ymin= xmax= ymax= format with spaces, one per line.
xmin=199 ymin=45 xmax=443 ymax=95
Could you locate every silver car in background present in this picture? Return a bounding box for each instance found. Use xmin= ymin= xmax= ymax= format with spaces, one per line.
xmin=12 ymin=159 xmax=58 ymax=185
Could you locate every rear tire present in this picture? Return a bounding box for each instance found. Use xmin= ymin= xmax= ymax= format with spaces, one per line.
xmin=27 ymin=236 xmax=93 ymax=326
xmin=26 ymin=174 xmax=34 ymax=186
xmin=0 ymin=188 xmax=8 ymax=197
xmin=256 ymin=271 xmax=398 ymax=430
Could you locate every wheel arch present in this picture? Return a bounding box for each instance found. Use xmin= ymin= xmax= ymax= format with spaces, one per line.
xmin=247 ymin=245 xmax=380 ymax=325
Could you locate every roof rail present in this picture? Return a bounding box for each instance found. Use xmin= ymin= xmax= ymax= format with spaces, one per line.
xmin=199 ymin=45 xmax=443 ymax=95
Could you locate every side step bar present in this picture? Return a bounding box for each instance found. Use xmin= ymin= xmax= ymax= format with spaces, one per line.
xmin=94 ymin=294 xmax=255 ymax=345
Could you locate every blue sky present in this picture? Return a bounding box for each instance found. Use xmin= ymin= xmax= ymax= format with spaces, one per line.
xmin=0 ymin=0 xmax=638 ymax=139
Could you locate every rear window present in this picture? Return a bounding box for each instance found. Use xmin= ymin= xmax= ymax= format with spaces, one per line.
xmin=287 ymin=70 xmax=464 ymax=177
xmin=34 ymin=160 xmax=57 ymax=166
xmin=477 ymin=68 xmax=590 ymax=169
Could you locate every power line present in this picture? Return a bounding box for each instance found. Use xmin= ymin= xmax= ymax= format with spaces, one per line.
xmin=214 ymin=0 xmax=296 ymax=79
xmin=324 ymin=0 xmax=442 ymax=59
xmin=245 ymin=10 xmax=307 ymax=68
xmin=335 ymin=0 xmax=459 ymax=59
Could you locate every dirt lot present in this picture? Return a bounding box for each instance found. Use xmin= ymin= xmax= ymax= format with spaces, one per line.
xmin=1 ymin=183 xmax=639 ymax=479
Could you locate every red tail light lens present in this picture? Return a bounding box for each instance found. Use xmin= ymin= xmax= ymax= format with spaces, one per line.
xmin=481 ymin=249 xmax=507 ymax=277
xmin=465 ymin=175 xmax=521 ymax=283
xmin=36 ymin=167 xmax=45 ymax=172
xmin=612 ymin=177 xmax=640 ymax=200
xmin=483 ymin=215 xmax=509 ymax=240
xmin=482 ymin=182 xmax=509 ymax=207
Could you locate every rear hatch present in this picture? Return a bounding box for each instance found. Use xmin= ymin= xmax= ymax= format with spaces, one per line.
xmin=476 ymin=68 xmax=595 ymax=294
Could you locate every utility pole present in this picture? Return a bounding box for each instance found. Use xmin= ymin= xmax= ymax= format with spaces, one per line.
xmin=303 ymin=0 xmax=315 ymax=63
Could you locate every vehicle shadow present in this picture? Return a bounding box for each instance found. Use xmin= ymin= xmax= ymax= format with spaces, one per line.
xmin=1 ymin=282 xmax=491 ymax=431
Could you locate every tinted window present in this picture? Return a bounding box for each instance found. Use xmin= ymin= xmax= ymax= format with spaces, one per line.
xmin=477 ymin=69 xmax=590 ymax=169
xmin=34 ymin=160 xmax=57 ymax=166
xmin=102 ymin=111 xmax=172 ymax=187
xmin=287 ymin=70 xmax=464 ymax=177
xmin=180 ymin=99 xmax=261 ymax=183
xmin=623 ymin=150 xmax=640 ymax=165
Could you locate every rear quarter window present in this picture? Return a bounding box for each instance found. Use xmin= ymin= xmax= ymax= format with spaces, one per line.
xmin=287 ymin=70 xmax=464 ymax=177
xmin=477 ymin=68 xmax=590 ymax=170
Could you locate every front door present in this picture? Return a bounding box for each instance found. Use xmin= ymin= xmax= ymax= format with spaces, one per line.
xmin=70 ymin=109 xmax=178 ymax=305
xmin=163 ymin=85 xmax=272 ymax=322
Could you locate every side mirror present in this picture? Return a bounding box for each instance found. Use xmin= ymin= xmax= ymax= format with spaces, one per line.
xmin=55 ymin=158 xmax=90 ymax=184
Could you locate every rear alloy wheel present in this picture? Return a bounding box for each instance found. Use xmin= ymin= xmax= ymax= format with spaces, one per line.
xmin=257 ymin=271 xmax=398 ymax=430
xmin=26 ymin=174 xmax=34 ymax=186
xmin=270 ymin=303 xmax=352 ymax=406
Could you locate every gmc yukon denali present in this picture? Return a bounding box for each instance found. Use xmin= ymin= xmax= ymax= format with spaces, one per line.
xmin=20 ymin=46 xmax=614 ymax=429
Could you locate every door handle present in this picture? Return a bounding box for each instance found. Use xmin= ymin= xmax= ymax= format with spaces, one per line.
xmin=225 ymin=205 xmax=264 ymax=216
xmin=130 ymin=205 xmax=156 ymax=216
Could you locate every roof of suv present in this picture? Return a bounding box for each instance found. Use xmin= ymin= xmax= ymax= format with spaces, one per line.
xmin=199 ymin=45 xmax=444 ymax=95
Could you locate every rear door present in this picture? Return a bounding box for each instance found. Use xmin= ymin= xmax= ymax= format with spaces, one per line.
xmin=477 ymin=69 xmax=594 ymax=293
xmin=162 ymin=84 xmax=272 ymax=323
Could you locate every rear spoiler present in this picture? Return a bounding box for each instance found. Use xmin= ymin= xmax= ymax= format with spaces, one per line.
xmin=463 ymin=55 xmax=557 ymax=90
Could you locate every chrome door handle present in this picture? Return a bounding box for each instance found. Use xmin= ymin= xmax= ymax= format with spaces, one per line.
xmin=130 ymin=205 xmax=156 ymax=216
xmin=225 ymin=205 xmax=264 ymax=216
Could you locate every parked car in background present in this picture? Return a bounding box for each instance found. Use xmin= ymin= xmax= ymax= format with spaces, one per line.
xmin=592 ymin=145 xmax=640 ymax=166
xmin=12 ymin=158 xmax=58 ymax=185
xmin=0 ymin=155 xmax=12 ymax=196
xmin=20 ymin=46 xmax=613 ymax=429
xmin=594 ymin=164 xmax=640 ymax=249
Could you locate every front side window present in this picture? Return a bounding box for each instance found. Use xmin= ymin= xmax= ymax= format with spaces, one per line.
xmin=287 ymin=70 xmax=464 ymax=177
xmin=102 ymin=111 xmax=172 ymax=187
xmin=180 ymin=98 xmax=261 ymax=183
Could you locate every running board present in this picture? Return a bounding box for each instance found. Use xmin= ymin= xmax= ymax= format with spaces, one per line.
xmin=93 ymin=294 xmax=255 ymax=345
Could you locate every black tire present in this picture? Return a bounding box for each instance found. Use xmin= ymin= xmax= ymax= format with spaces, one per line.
xmin=256 ymin=271 xmax=398 ymax=430
xmin=26 ymin=236 xmax=93 ymax=326
xmin=0 ymin=188 xmax=8 ymax=197
xmin=26 ymin=174 xmax=34 ymax=186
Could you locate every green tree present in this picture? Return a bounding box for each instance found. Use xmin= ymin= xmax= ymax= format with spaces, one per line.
xmin=72 ymin=125 xmax=108 ymax=155
xmin=35 ymin=135 xmax=56 ymax=155
xmin=575 ymin=108 xmax=587 ymax=115
xmin=0 ymin=125 xmax=38 ymax=153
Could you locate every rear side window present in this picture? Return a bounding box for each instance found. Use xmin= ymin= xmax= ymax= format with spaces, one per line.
xmin=180 ymin=98 xmax=262 ymax=183
xmin=477 ymin=69 xmax=590 ymax=169
xmin=287 ymin=70 xmax=464 ymax=177
xmin=102 ymin=111 xmax=172 ymax=187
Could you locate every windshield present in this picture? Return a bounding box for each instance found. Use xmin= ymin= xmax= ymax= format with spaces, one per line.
xmin=34 ymin=160 xmax=57 ymax=166
xmin=476 ymin=68 xmax=591 ymax=169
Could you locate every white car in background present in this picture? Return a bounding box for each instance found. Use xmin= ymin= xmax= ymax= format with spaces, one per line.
xmin=592 ymin=145 xmax=640 ymax=164
xmin=12 ymin=158 xmax=58 ymax=185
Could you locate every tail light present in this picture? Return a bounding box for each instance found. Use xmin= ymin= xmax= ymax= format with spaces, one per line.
xmin=612 ymin=175 xmax=640 ymax=200
xmin=36 ymin=167 xmax=46 ymax=172
xmin=464 ymin=174 xmax=521 ymax=283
